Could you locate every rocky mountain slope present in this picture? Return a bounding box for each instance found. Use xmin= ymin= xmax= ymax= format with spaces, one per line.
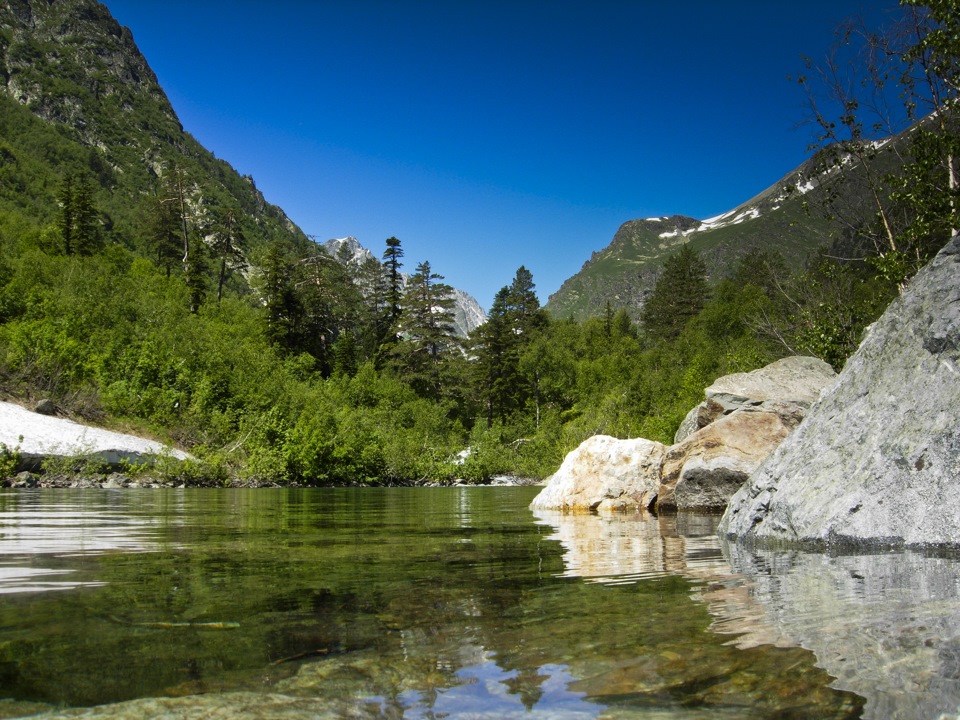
xmin=0 ymin=0 xmax=485 ymax=336
xmin=546 ymin=138 xmax=904 ymax=320
xmin=0 ymin=0 xmax=309 ymax=254
xmin=322 ymin=237 xmax=487 ymax=338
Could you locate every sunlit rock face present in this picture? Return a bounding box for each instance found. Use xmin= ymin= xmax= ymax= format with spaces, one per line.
xmin=721 ymin=234 xmax=960 ymax=548
xmin=529 ymin=435 xmax=664 ymax=512
xmin=674 ymin=356 xmax=837 ymax=443
xmin=657 ymin=403 xmax=805 ymax=511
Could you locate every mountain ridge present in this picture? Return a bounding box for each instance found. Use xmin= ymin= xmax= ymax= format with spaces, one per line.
xmin=546 ymin=136 xmax=902 ymax=320
xmin=0 ymin=0 xmax=484 ymax=336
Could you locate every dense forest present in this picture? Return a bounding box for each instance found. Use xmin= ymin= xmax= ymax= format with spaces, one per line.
xmin=0 ymin=0 xmax=956 ymax=485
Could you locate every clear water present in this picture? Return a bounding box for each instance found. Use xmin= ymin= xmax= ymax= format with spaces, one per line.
xmin=0 ymin=488 xmax=955 ymax=719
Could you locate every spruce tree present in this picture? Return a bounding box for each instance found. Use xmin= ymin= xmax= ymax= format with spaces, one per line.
xmin=71 ymin=179 xmax=99 ymax=255
xmin=382 ymin=236 xmax=404 ymax=326
xmin=471 ymin=266 xmax=549 ymax=426
xmin=56 ymin=174 xmax=98 ymax=256
xmin=641 ymin=245 xmax=709 ymax=342
xmin=183 ymin=233 xmax=210 ymax=314
xmin=394 ymin=260 xmax=456 ymax=398
xmin=56 ymin=175 xmax=75 ymax=255
xmin=260 ymin=241 xmax=302 ymax=351
xmin=210 ymin=206 xmax=247 ymax=304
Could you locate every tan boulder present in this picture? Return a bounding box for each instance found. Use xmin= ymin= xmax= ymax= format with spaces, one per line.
xmin=674 ymin=356 xmax=836 ymax=443
xmin=529 ymin=435 xmax=665 ymax=512
xmin=658 ymin=403 xmax=805 ymax=511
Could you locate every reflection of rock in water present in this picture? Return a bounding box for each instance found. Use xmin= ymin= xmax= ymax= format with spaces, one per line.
xmin=723 ymin=543 xmax=960 ymax=720
xmin=531 ymin=509 xmax=791 ymax=648
xmin=530 ymin=510 xmax=669 ymax=583
xmin=534 ymin=509 xmax=960 ymax=718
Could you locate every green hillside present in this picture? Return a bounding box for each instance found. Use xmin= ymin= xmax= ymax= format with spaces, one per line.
xmin=545 ymin=140 xmax=905 ymax=320
xmin=0 ymin=0 xmax=309 ymax=257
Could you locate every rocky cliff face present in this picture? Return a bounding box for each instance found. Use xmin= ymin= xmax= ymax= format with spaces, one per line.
xmin=1 ymin=0 xmax=181 ymax=154
xmin=720 ymin=234 xmax=960 ymax=548
xmin=0 ymin=0 xmax=307 ymax=250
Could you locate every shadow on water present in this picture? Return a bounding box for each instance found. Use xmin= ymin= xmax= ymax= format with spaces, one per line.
xmin=0 ymin=488 xmax=953 ymax=718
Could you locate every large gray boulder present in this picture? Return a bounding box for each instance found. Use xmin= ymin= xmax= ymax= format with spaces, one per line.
xmin=529 ymin=435 xmax=665 ymax=512
xmin=720 ymin=234 xmax=960 ymax=548
xmin=675 ymin=356 xmax=836 ymax=443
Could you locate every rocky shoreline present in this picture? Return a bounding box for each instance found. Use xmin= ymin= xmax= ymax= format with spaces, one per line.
xmin=530 ymin=355 xmax=837 ymax=514
xmin=533 ymin=233 xmax=960 ymax=550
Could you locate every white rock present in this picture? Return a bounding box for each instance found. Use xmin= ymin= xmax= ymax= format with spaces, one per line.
xmin=529 ymin=435 xmax=665 ymax=512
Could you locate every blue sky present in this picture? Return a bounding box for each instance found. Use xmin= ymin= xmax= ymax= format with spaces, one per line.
xmin=105 ymin=0 xmax=901 ymax=311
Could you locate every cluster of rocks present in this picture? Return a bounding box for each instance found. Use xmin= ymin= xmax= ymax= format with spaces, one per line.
xmin=536 ymin=233 xmax=960 ymax=549
xmin=5 ymin=472 xmax=183 ymax=489
xmin=530 ymin=356 xmax=837 ymax=513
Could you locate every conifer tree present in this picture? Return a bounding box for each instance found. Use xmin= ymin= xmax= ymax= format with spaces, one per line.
xmin=183 ymin=233 xmax=209 ymax=314
xmin=56 ymin=174 xmax=98 ymax=256
xmin=471 ymin=266 xmax=549 ymax=426
xmin=393 ymin=260 xmax=457 ymax=398
xmin=210 ymin=206 xmax=246 ymax=304
xmin=641 ymin=245 xmax=708 ymax=342
xmin=71 ymin=179 xmax=99 ymax=255
xmin=56 ymin=174 xmax=74 ymax=255
xmin=148 ymin=188 xmax=181 ymax=277
xmin=382 ymin=236 xmax=404 ymax=326
xmin=260 ymin=241 xmax=302 ymax=351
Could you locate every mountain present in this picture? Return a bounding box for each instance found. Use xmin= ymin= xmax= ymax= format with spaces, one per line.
xmin=322 ymin=237 xmax=487 ymax=338
xmin=546 ymin=136 xmax=904 ymax=320
xmin=0 ymin=0 xmax=309 ymax=257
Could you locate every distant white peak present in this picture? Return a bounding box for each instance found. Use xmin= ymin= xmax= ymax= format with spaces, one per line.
xmin=322 ymin=236 xmax=375 ymax=265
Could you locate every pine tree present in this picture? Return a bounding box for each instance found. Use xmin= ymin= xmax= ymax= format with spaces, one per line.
xmin=56 ymin=174 xmax=99 ymax=256
xmin=71 ymin=179 xmax=99 ymax=255
xmin=641 ymin=245 xmax=709 ymax=342
xmin=394 ymin=260 xmax=457 ymax=398
xmin=56 ymin=175 xmax=75 ymax=255
xmin=260 ymin=241 xmax=302 ymax=351
xmin=506 ymin=265 xmax=548 ymax=337
xmin=183 ymin=233 xmax=210 ymax=314
xmin=356 ymin=256 xmax=391 ymax=361
xmin=209 ymin=206 xmax=247 ymax=304
xmin=382 ymin=236 xmax=404 ymax=326
xmin=148 ymin=189 xmax=181 ymax=277
xmin=470 ymin=266 xmax=549 ymax=426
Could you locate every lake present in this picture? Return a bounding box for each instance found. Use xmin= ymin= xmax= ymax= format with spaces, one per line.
xmin=0 ymin=487 xmax=958 ymax=719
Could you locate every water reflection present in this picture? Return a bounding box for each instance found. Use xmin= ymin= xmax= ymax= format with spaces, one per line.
xmin=723 ymin=543 xmax=960 ymax=720
xmin=531 ymin=510 xmax=792 ymax=648
xmin=533 ymin=507 xmax=960 ymax=719
xmin=0 ymin=490 xmax=165 ymax=594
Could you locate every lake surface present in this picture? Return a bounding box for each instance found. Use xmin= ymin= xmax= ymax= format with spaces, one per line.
xmin=0 ymin=488 xmax=958 ymax=719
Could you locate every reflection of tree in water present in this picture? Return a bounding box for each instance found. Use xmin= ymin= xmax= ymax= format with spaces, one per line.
xmin=504 ymin=665 xmax=547 ymax=710
xmin=0 ymin=490 xmax=865 ymax=718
